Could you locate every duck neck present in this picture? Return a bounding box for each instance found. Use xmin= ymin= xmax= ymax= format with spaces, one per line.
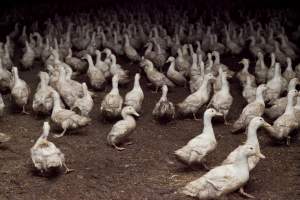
xmin=87 ymin=55 xmax=95 ymax=70
xmin=160 ymin=88 xmax=168 ymax=101
xmin=255 ymin=89 xmax=265 ymax=104
xmin=246 ymin=123 xmax=259 ymax=144
xmin=52 ymin=94 xmax=62 ymax=113
xmin=111 ymin=78 xmax=119 ymax=93
xmin=202 ymin=115 xmax=214 ymax=137
xmin=285 ymin=94 xmax=295 ymax=114
xmin=295 ymin=96 xmax=300 ymax=109
xmin=133 ymin=77 xmax=140 ymax=89
xmin=242 ymin=62 xmax=249 ymax=73
xmin=221 ymin=73 xmax=229 ymax=92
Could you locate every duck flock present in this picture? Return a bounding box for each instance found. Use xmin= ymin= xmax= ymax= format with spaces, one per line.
xmin=0 ymin=0 xmax=300 ymax=199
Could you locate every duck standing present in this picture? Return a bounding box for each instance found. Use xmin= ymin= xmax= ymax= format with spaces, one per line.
xmin=223 ymin=117 xmax=271 ymax=171
xmin=10 ymin=67 xmax=30 ymax=114
xmin=124 ymin=73 xmax=144 ymax=113
xmin=174 ymin=108 xmax=222 ymax=168
xmin=100 ymin=75 xmax=123 ymax=120
xmin=232 ymin=84 xmax=267 ymax=133
xmin=107 ymin=106 xmax=139 ymax=151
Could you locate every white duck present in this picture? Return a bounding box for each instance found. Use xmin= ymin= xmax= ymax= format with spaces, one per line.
xmin=152 ymin=85 xmax=175 ymax=123
xmin=177 ymin=73 xmax=215 ymax=120
xmin=223 ymin=117 xmax=270 ymax=171
xmin=0 ymin=57 xmax=12 ymax=91
xmin=255 ymin=52 xmax=268 ymax=84
xmin=71 ymin=83 xmax=94 ymax=117
xmin=124 ymin=34 xmax=141 ymax=62
xmin=166 ymin=56 xmax=187 ymax=86
xmin=124 ymin=73 xmax=144 ymax=113
xmin=100 ymin=75 xmax=123 ymax=120
xmin=107 ymin=106 xmax=139 ymax=151
xmin=32 ymin=72 xmax=55 ymax=114
xmin=21 ymin=41 xmax=35 ymax=70
xmin=95 ymin=50 xmax=110 ymax=78
xmin=232 ymin=84 xmax=267 ymax=133
xmin=174 ymin=108 xmax=222 ymax=168
xmin=83 ymin=54 xmax=105 ymax=90
xmin=50 ymin=90 xmax=91 ymax=138
xmin=10 ymin=67 xmax=30 ymax=114
xmin=181 ymin=144 xmax=265 ymax=199
xmin=242 ymin=76 xmax=257 ymax=103
xmin=236 ymin=58 xmax=255 ymax=87
xmin=31 ymin=122 xmax=73 ymax=173
xmin=265 ymin=90 xmax=299 ymax=145
xmin=282 ymin=57 xmax=296 ymax=82
xmin=265 ymin=63 xmax=283 ymax=103
xmin=208 ymin=68 xmax=233 ymax=124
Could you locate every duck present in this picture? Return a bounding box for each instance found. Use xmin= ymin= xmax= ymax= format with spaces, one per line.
xmin=236 ymin=58 xmax=256 ymax=87
xmin=293 ymin=92 xmax=300 ymax=125
xmin=107 ymin=106 xmax=139 ymax=151
xmin=242 ymin=76 xmax=257 ymax=103
xmin=124 ymin=73 xmax=144 ymax=113
xmin=265 ymin=63 xmax=283 ymax=103
xmin=181 ymin=144 xmax=265 ymax=199
xmin=95 ymin=50 xmax=110 ymax=79
xmin=175 ymin=48 xmax=190 ymax=76
xmin=177 ymin=73 xmax=215 ymax=120
xmin=10 ymin=67 xmax=30 ymax=114
xmin=140 ymin=58 xmax=175 ymax=92
xmin=71 ymin=83 xmax=94 ymax=117
xmin=254 ymin=52 xmax=268 ymax=84
xmin=282 ymin=57 xmax=296 ymax=82
xmin=21 ymin=41 xmax=35 ymax=70
xmin=0 ymin=93 xmax=4 ymax=117
xmin=50 ymin=90 xmax=91 ymax=138
xmin=212 ymin=51 xmax=235 ymax=77
xmin=223 ymin=117 xmax=271 ymax=171
xmin=83 ymin=54 xmax=106 ymax=90
xmin=265 ymin=78 xmax=298 ymax=119
xmin=32 ymin=72 xmax=55 ymax=114
xmin=208 ymin=68 xmax=233 ymax=124
xmin=109 ymin=54 xmax=130 ymax=85
xmin=174 ymin=108 xmax=222 ymax=168
xmin=265 ymin=89 xmax=299 ymax=145
xmin=152 ymin=85 xmax=175 ymax=123
xmin=65 ymin=48 xmax=87 ymax=73
xmin=124 ymin=34 xmax=141 ymax=62
xmin=267 ymin=53 xmax=276 ymax=80
xmin=0 ymin=57 xmax=12 ymax=91
xmin=31 ymin=122 xmax=73 ymax=173
xmin=232 ymin=84 xmax=267 ymax=133
xmin=166 ymin=56 xmax=187 ymax=86
xmin=0 ymin=132 xmax=10 ymax=144
xmin=100 ymin=75 xmax=123 ymax=120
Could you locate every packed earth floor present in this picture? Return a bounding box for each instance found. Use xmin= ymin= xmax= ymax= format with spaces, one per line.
xmin=0 ymin=55 xmax=299 ymax=200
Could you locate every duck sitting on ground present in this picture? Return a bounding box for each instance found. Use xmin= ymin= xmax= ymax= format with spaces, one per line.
xmin=50 ymin=90 xmax=91 ymax=138
xmin=232 ymin=84 xmax=267 ymax=133
xmin=174 ymin=108 xmax=222 ymax=168
xmin=107 ymin=106 xmax=139 ymax=151
xmin=181 ymin=144 xmax=265 ymax=199
xmin=223 ymin=117 xmax=270 ymax=171
xmin=124 ymin=73 xmax=144 ymax=113
xmin=100 ymin=75 xmax=123 ymax=120
xmin=152 ymin=85 xmax=175 ymax=123
xmin=31 ymin=122 xmax=73 ymax=174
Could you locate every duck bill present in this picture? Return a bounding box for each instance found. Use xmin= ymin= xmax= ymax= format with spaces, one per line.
xmin=256 ymin=152 xmax=266 ymax=159
xmin=215 ymin=112 xmax=223 ymax=116
xmin=263 ymin=122 xmax=272 ymax=128
xmin=133 ymin=112 xmax=140 ymax=117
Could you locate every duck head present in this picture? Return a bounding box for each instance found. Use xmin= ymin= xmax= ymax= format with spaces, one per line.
xmin=240 ymin=144 xmax=266 ymax=159
xmin=204 ymin=108 xmax=223 ymax=118
xmin=249 ymin=117 xmax=271 ymax=129
xmin=166 ymin=56 xmax=175 ymax=63
xmin=122 ymin=106 xmax=139 ymax=117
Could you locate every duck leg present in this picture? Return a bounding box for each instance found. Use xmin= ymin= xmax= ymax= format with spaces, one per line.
xmin=193 ymin=113 xmax=200 ymax=121
xmin=63 ymin=162 xmax=74 ymax=174
xmin=22 ymin=106 xmax=30 ymax=115
xmin=239 ymin=187 xmax=255 ymax=199
xmin=53 ymin=129 xmax=67 ymax=138
xmin=113 ymin=143 xmax=126 ymax=151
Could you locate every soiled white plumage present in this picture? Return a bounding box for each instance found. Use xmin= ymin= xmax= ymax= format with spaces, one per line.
xmin=166 ymin=56 xmax=186 ymax=86
xmin=72 ymin=83 xmax=94 ymax=117
xmin=174 ymin=108 xmax=222 ymax=166
xmin=31 ymin=122 xmax=73 ymax=173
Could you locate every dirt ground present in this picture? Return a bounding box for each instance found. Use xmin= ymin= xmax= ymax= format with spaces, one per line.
xmin=0 ymin=54 xmax=299 ymax=200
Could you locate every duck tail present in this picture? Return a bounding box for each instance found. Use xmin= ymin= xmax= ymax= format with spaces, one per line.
xmin=180 ymin=178 xmax=207 ymax=198
xmin=174 ymin=146 xmax=191 ymax=165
